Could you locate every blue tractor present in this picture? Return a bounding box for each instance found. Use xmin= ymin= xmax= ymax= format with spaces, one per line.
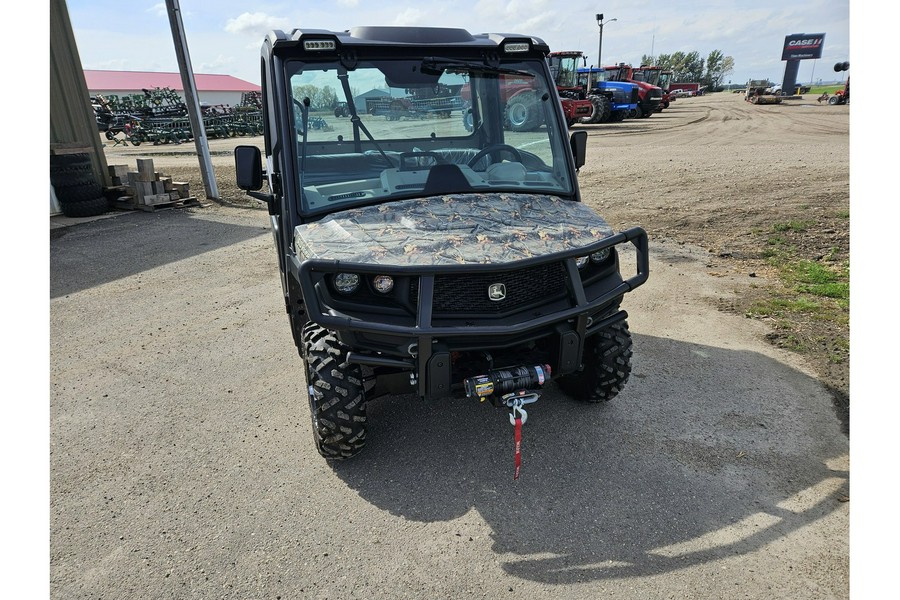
xmin=576 ymin=66 xmax=640 ymax=122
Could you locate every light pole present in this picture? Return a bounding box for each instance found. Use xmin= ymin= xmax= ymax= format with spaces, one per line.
xmin=596 ymin=13 xmax=617 ymax=73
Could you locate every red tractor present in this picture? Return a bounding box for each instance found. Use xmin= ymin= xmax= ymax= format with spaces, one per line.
xmin=632 ymin=65 xmax=675 ymax=109
xmin=828 ymin=62 xmax=850 ymax=105
xmin=459 ymin=59 xmax=592 ymax=131
xmin=547 ymin=51 xmax=598 ymax=126
xmin=460 ymin=75 xmax=545 ymax=131
xmin=604 ymin=63 xmax=664 ymax=118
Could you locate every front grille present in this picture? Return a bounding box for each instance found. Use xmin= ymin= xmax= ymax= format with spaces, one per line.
xmin=631 ymin=88 xmax=640 ymax=103
xmin=409 ymin=262 xmax=568 ymax=315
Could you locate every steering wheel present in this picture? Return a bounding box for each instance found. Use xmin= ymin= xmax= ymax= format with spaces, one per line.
xmin=466 ymin=144 xmax=523 ymax=169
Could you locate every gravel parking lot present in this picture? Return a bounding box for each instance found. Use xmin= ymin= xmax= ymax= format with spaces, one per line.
xmin=49 ymin=92 xmax=849 ymax=599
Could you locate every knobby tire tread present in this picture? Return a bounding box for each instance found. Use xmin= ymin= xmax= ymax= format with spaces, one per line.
xmin=303 ymin=323 xmax=367 ymax=460
xmin=557 ymin=320 xmax=633 ymax=403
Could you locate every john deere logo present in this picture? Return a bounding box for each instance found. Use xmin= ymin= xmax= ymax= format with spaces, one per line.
xmin=488 ymin=283 xmax=507 ymax=301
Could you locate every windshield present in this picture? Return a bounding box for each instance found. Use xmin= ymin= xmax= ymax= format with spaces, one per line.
xmin=658 ymin=72 xmax=671 ymax=90
xmin=577 ymin=68 xmax=610 ymax=86
xmin=285 ymin=57 xmax=574 ymax=216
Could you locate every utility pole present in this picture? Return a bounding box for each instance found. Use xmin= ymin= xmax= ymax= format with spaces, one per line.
xmin=165 ymin=0 xmax=219 ymax=200
xmin=596 ymin=14 xmax=617 ymax=73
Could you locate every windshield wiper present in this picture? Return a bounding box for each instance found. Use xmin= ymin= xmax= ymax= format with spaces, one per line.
xmin=335 ymin=66 xmax=396 ymax=166
xmin=421 ymin=57 xmax=535 ymax=78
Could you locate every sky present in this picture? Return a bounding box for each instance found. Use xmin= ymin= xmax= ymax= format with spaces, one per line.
xmin=66 ymin=0 xmax=851 ymax=87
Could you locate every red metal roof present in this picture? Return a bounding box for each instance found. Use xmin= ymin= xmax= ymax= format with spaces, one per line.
xmin=84 ymin=70 xmax=260 ymax=93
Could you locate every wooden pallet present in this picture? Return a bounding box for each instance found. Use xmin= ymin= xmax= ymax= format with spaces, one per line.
xmin=113 ymin=196 xmax=201 ymax=212
xmin=105 ymin=158 xmax=200 ymax=212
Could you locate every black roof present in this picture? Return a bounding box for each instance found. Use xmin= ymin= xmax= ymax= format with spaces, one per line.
xmin=266 ymin=26 xmax=549 ymax=53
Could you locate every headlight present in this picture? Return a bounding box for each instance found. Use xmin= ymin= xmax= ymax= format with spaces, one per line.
xmin=372 ymin=275 xmax=394 ymax=294
xmin=575 ymin=256 xmax=589 ymax=269
xmin=333 ymin=273 xmax=360 ymax=294
xmin=591 ymin=248 xmax=611 ymax=263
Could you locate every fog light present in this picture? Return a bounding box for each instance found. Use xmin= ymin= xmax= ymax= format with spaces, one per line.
xmin=333 ymin=273 xmax=360 ymax=294
xmin=575 ymin=256 xmax=589 ymax=269
xmin=591 ymin=248 xmax=611 ymax=263
xmin=372 ymin=275 xmax=394 ymax=294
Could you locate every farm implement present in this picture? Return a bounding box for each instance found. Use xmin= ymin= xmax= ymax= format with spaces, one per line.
xmin=93 ymin=87 xmax=265 ymax=146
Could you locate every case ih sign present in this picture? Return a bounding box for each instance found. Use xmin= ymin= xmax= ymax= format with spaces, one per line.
xmin=782 ymin=33 xmax=825 ymax=60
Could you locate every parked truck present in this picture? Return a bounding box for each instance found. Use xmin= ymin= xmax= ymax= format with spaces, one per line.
xmin=668 ymin=82 xmax=703 ymax=96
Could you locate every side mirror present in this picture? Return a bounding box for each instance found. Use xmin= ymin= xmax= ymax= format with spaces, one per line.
xmin=569 ymin=130 xmax=587 ymax=170
xmin=234 ymin=145 xmax=263 ymax=191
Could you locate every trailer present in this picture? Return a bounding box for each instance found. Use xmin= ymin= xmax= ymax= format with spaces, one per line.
xmin=669 ymin=82 xmax=703 ymax=96
xmin=748 ymin=94 xmax=782 ymax=105
xmin=744 ymin=79 xmax=781 ymax=104
xmin=365 ymin=91 xmax=465 ymax=120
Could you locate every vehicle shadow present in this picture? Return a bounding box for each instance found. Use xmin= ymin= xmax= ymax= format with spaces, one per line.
xmin=50 ymin=209 xmax=269 ymax=298
xmin=331 ymin=332 xmax=848 ymax=584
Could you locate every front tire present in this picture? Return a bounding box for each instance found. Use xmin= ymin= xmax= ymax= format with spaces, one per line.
xmin=582 ymin=95 xmax=610 ymax=124
xmin=556 ymin=320 xmax=633 ymax=402
xmin=302 ymin=323 xmax=368 ymax=459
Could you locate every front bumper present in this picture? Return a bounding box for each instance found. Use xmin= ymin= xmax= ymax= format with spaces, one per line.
xmin=292 ymin=227 xmax=649 ymax=398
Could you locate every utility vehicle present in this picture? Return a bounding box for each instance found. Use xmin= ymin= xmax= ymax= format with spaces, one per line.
xmin=235 ymin=26 xmax=649 ymax=460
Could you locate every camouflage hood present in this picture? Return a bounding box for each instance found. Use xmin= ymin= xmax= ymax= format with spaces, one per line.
xmin=294 ymin=193 xmax=615 ymax=266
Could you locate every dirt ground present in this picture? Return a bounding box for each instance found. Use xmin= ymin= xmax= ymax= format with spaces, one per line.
xmin=101 ymin=91 xmax=850 ymax=428
xmin=48 ymin=93 xmax=851 ymax=598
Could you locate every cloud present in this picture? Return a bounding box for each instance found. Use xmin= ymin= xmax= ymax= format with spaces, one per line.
xmin=199 ymin=54 xmax=236 ymax=74
xmin=225 ymin=12 xmax=291 ymax=37
xmin=393 ymin=8 xmax=427 ymax=27
xmin=336 ymin=0 xmax=359 ymax=6
xmin=147 ymin=3 xmax=166 ymax=18
xmin=90 ymin=58 xmax=130 ymax=71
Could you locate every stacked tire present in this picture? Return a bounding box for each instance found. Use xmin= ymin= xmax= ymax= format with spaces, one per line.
xmin=50 ymin=153 xmax=111 ymax=218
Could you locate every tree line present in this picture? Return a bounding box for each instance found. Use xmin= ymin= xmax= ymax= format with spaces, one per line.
xmin=641 ymin=49 xmax=735 ymax=91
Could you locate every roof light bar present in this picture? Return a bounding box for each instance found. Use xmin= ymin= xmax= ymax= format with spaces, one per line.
xmin=304 ymin=40 xmax=336 ymax=51
xmin=503 ymin=42 xmax=530 ymax=53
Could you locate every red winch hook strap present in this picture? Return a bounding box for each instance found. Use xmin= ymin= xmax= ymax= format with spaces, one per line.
xmin=513 ymin=415 xmax=523 ymax=480
xmin=505 ymin=391 xmax=537 ymax=480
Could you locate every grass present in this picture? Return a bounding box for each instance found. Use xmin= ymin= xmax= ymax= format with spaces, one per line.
xmin=746 ymin=222 xmax=850 ymax=359
xmin=806 ymin=84 xmax=846 ymax=96
xmin=772 ymin=220 xmax=813 ymax=233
